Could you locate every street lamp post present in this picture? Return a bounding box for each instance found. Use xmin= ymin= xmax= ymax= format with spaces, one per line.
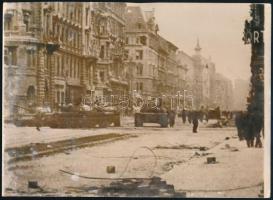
xmin=183 ymin=89 xmax=187 ymax=109
xmin=177 ymin=91 xmax=180 ymax=110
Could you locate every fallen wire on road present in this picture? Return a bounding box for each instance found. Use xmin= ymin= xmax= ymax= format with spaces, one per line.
xmin=118 ymin=146 xmax=157 ymax=178
xmin=59 ymin=169 xmax=152 ymax=180
xmin=59 ymin=146 xmax=158 ymax=180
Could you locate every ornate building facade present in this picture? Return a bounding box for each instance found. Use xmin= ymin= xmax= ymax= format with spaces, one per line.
xmin=4 ymin=3 xmax=45 ymax=114
xmin=92 ymin=2 xmax=128 ymax=97
xmin=4 ymin=2 xmax=127 ymax=113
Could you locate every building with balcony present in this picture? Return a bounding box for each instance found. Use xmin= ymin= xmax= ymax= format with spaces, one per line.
xmin=92 ymin=2 xmax=128 ymax=97
xmin=4 ymin=2 xmax=128 ymax=113
xmin=124 ymin=6 xmax=178 ymax=98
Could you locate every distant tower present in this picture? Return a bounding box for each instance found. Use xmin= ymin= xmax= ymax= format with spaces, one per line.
xmin=194 ymin=38 xmax=202 ymax=55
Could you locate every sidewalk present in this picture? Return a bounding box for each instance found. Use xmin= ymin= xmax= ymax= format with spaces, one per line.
xmin=162 ymin=135 xmax=264 ymax=197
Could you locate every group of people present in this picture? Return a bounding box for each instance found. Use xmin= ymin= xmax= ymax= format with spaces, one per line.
xmin=235 ymin=111 xmax=263 ymax=148
xmin=167 ymin=109 xmax=205 ymax=133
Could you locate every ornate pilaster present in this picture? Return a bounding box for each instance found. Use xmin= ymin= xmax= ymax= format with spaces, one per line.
xmin=37 ymin=47 xmax=46 ymax=106
xmin=46 ymin=42 xmax=59 ymax=110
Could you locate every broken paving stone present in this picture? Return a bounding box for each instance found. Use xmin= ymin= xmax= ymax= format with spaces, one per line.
xmin=201 ymin=152 xmax=212 ymax=156
xmin=230 ymin=147 xmax=239 ymax=152
xmin=207 ymin=157 xmax=216 ymax=164
xmin=28 ymin=181 xmax=39 ymax=189
xmin=225 ymin=144 xmax=230 ymax=148
xmin=199 ymin=147 xmax=208 ymax=151
xmin=5 ymin=187 xmax=13 ymax=191
xmin=194 ymin=152 xmax=200 ymax=156
xmin=106 ymin=166 xmax=116 ymax=173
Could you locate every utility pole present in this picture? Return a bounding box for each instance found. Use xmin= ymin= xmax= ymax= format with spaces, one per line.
xmin=183 ymin=89 xmax=187 ymax=109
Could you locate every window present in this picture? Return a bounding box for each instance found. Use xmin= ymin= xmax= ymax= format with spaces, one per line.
xmin=86 ymin=66 xmax=90 ymax=82
xmin=125 ymin=37 xmax=129 ymax=44
xmin=100 ymin=45 xmax=105 ymax=59
xmin=4 ymin=16 xmax=12 ymax=31
xmin=61 ymin=92 xmax=65 ymax=104
xmin=78 ymin=60 xmax=80 ymax=78
xmin=140 ymin=36 xmax=147 ymax=45
xmin=27 ymin=51 xmax=31 ymax=67
xmin=57 ymin=91 xmax=60 ymax=103
xmin=60 ymin=55 xmax=63 ymax=76
xmin=136 ymin=37 xmax=140 ymax=44
xmin=60 ymin=26 xmax=63 ymax=41
xmin=27 ymin=86 xmax=35 ymax=101
xmin=136 ymin=82 xmax=143 ymax=92
xmin=56 ymin=56 xmax=60 ymax=76
xmin=135 ymin=50 xmax=143 ymax=60
xmin=100 ymin=71 xmax=104 ymax=82
xmin=4 ymin=49 xmax=9 ymax=65
xmin=9 ymin=47 xmax=17 ymax=65
xmin=137 ymin=64 xmax=143 ymax=75
xmin=124 ymin=50 xmax=129 ymax=60
xmin=74 ymin=58 xmax=76 ymax=78
xmin=69 ymin=58 xmax=72 ymax=77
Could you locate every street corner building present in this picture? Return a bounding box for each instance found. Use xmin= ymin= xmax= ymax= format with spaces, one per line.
xmin=4 ymin=2 xmax=235 ymax=116
xmin=3 ymin=2 xmax=128 ymax=115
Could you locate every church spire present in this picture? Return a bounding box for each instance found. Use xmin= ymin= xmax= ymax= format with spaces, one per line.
xmin=195 ymin=38 xmax=202 ymax=52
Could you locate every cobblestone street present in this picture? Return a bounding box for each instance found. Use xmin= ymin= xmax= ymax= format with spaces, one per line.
xmin=3 ymin=118 xmax=264 ymax=197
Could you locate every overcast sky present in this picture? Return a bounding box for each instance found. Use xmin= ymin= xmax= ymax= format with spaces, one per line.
xmin=128 ymin=3 xmax=252 ymax=83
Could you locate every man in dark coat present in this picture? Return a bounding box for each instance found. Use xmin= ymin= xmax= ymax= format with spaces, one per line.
xmin=181 ymin=109 xmax=187 ymax=124
xmin=235 ymin=111 xmax=245 ymax=140
xmin=167 ymin=109 xmax=176 ymax=128
xmin=252 ymin=113 xmax=263 ymax=148
xmin=192 ymin=111 xmax=199 ymax=133
xmin=188 ymin=110 xmax=192 ymax=124
xmin=35 ymin=111 xmax=43 ymax=131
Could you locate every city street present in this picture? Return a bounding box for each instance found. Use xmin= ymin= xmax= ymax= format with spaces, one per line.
xmin=3 ymin=118 xmax=264 ymax=197
xmin=3 ymin=2 xmax=268 ymax=198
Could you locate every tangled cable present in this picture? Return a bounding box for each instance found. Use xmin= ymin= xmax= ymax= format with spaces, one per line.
xmin=60 ymin=146 xmax=158 ymax=180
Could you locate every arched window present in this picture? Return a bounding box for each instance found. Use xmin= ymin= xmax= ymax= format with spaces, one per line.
xmin=27 ymin=86 xmax=35 ymax=100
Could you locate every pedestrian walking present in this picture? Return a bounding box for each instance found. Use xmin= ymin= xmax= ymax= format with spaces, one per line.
xmin=35 ymin=110 xmax=43 ymax=131
xmin=181 ymin=109 xmax=187 ymax=124
xmin=167 ymin=109 xmax=176 ymax=128
xmin=235 ymin=111 xmax=245 ymax=140
xmin=192 ymin=111 xmax=199 ymax=133
xmin=188 ymin=110 xmax=192 ymax=124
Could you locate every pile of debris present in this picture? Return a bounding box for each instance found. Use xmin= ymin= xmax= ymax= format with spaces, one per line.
xmin=66 ymin=177 xmax=186 ymax=197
